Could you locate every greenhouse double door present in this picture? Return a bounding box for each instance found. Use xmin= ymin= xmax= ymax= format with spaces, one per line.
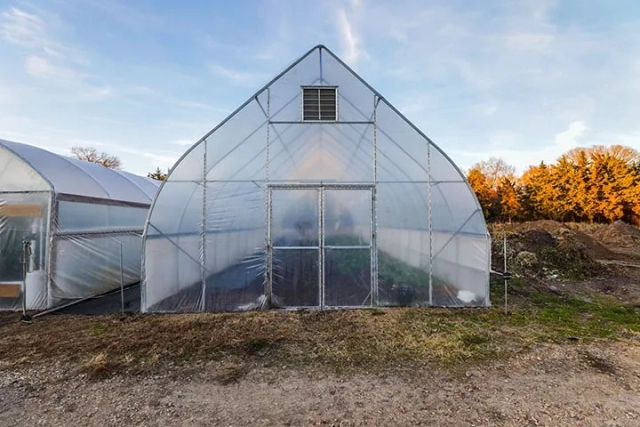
xmin=267 ymin=184 xmax=377 ymax=309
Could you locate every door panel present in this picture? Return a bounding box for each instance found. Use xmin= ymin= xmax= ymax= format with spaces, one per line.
xmin=323 ymin=189 xmax=371 ymax=247
xmin=324 ymin=248 xmax=371 ymax=307
xmin=271 ymin=248 xmax=320 ymax=307
xmin=268 ymin=186 xmax=374 ymax=309
xmin=271 ymin=189 xmax=319 ymax=248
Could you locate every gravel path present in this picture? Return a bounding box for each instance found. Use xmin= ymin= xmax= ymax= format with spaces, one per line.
xmin=1 ymin=342 xmax=639 ymax=426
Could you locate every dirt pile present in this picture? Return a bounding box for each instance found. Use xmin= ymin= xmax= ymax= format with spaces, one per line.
xmin=593 ymin=220 xmax=640 ymax=248
xmin=491 ymin=221 xmax=610 ymax=281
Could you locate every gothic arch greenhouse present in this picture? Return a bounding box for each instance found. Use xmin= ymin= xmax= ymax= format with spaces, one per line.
xmin=141 ymin=44 xmax=491 ymax=313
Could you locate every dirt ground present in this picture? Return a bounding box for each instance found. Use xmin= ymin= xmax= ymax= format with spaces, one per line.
xmin=1 ymin=220 xmax=639 ymax=426
xmin=0 ymin=342 xmax=639 ymax=427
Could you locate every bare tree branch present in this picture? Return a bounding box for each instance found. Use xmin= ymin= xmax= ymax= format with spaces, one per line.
xmin=70 ymin=146 xmax=122 ymax=169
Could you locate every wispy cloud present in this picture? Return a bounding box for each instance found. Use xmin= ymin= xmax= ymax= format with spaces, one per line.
xmin=506 ymin=32 xmax=554 ymax=52
xmin=0 ymin=7 xmax=47 ymax=49
xmin=335 ymin=0 xmax=368 ymax=68
xmin=0 ymin=5 xmax=98 ymax=92
xmin=209 ymin=64 xmax=266 ymax=85
xmin=24 ymin=55 xmax=68 ymax=78
xmin=0 ymin=6 xmax=87 ymax=64
xmin=172 ymin=139 xmax=195 ymax=147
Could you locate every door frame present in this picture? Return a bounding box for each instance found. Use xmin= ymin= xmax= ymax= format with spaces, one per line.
xmin=266 ymin=183 xmax=377 ymax=310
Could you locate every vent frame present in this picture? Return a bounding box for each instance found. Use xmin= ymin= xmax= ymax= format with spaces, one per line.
xmin=300 ymin=85 xmax=338 ymax=122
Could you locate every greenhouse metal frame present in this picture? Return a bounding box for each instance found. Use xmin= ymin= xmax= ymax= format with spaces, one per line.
xmin=0 ymin=139 xmax=159 ymax=311
xmin=142 ymin=44 xmax=491 ymax=313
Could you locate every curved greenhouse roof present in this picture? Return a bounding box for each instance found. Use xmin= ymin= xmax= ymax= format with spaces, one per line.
xmin=0 ymin=138 xmax=158 ymax=205
xmin=142 ymin=44 xmax=490 ymax=313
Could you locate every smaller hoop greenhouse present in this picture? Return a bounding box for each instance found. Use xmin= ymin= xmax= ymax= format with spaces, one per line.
xmin=0 ymin=139 xmax=159 ymax=311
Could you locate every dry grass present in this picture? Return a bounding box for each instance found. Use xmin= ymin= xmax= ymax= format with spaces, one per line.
xmin=1 ymin=295 xmax=638 ymax=379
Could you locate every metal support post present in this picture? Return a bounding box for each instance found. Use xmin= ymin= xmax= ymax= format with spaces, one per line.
xmin=371 ymin=96 xmax=379 ymax=307
xmin=264 ymin=87 xmax=273 ymax=309
xmin=20 ymin=240 xmax=32 ymax=322
xmin=319 ymin=187 xmax=325 ymax=309
xmin=201 ymin=141 xmax=208 ymax=312
xmin=119 ymin=241 xmax=125 ymax=315
xmin=503 ymin=231 xmax=508 ymax=315
xmin=427 ymin=145 xmax=433 ymax=306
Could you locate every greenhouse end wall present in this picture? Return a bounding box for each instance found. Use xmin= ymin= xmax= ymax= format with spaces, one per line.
xmin=0 ymin=139 xmax=159 ymax=311
xmin=141 ymin=44 xmax=491 ymax=313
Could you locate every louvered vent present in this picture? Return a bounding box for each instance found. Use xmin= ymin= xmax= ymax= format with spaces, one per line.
xmin=302 ymin=86 xmax=337 ymax=121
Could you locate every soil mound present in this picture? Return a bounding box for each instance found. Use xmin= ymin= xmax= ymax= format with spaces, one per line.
xmin=594 ymin=220 xmax=640 ymax=248
xmin=491 ymin=221 xmax=610 ymax=281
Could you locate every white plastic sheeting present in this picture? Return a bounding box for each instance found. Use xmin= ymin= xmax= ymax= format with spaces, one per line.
xmin=0 ymin=139 xmax=159 ymax=311
xmin=142 ymin=44 xmax=491 ymax=313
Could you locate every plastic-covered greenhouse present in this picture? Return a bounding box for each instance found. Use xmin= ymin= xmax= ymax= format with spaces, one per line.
xmin=0 ymin=139 xmax=159 ymax=311
xmin=142 ymin=44 xmax=491 ymax=313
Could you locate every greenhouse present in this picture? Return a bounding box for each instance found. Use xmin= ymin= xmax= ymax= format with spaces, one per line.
xmin=0 ymin=139 xmax=159 ymax=311
xmin=141 ymin=44 xmax=491 ymax=313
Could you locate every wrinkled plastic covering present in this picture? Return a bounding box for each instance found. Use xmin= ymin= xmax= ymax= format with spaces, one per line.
xmin=0 ymin=140 xmax=159 ymax=311
xmin=142 ymin=45 xmax=491 ymax=313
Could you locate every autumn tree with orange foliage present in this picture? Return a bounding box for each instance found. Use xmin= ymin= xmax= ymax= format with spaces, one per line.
xmin=466 ymin=157 xmax=521 ymax=222
xmin=466 ymin=145 xmax=640 ymax=225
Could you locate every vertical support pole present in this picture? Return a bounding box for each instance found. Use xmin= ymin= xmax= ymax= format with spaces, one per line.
xmin=265 ymin=188 xmax=273 ymax=306
xmin=427 ymin=141 xmax=433 ymax=306
xmin=20 ymin=240 xmax=32 ymax=321
xmin=371 ymin=95 xmax=379 ymax=306
xmin=504 ymin=231 xmax=508 ymax=315
xmin=201 ymin=136 xmax=208 ymax=312
xmin=264 ymin=88 xmax=272 ymax=307
xmin=119 ymin=241 xmax=124 ymax=315
xmin=21 ymin=241 xmax=29 ymax=316
xmin=45 ymin=195 xmax=55 ymax=310
xmin=319 ymin=47 xmax=323 ymax=84
xmin=318 ymin=186 xmax=325 ymax=309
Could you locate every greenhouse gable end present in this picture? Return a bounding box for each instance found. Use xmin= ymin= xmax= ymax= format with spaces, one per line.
xmin=141 ymin=44 xmax=491 ymax=313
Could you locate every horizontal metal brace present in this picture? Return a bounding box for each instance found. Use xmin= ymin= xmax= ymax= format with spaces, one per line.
xmin=272 ymin=246 xmax=319 ymax=250
xmin=160 ymin=179 xmax=467 ymax=185
xmin=53 ymin=228 xmax=143 ymax=238
xmin=0 ymin=190 xmax=51 ymax=195
xmin=269 ymin=183 xmax=375 ymax=190
xmin=268 ymin=120 xmax=374 ymax=125
xmin=324 ymin=245 xmax=370 ymax=250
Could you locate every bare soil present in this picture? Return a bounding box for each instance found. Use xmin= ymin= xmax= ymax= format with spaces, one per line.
xmin=0 ymin=343 xmax=639 ymax=426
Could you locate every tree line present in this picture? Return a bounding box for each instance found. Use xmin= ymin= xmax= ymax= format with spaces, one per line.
xmin=466 ymin=145 xmax=640 ymax=225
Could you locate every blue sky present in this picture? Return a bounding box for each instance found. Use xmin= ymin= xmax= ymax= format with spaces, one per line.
xmin=1 ymin=0 xmax=639 ymax=177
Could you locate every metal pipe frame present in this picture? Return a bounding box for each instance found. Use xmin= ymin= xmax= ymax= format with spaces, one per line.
xmin=200 ymin=139 xmax=208 ymax=312
xmin=268 ymin=183 xmax=374 ymax=190
xmin=428 ymin=137 xmax=433 ymax=306
xmin=269 ymin=121 xmax=374 ymax=125
xmin=264 ymin=88 xmax=273 ymax=308
xmin=0 ymin=190 xmax=51 ymax=195
xmin=319 ymin=187 xmax=324 ymax=309
xmin=52 ymin=228 xmax=143 ymax=238
xmin=371 ymin=95 xmax=379 ymax=307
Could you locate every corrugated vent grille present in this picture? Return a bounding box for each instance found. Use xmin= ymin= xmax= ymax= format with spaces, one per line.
xmin=303 ymin=87 xmax=337 ymax=121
